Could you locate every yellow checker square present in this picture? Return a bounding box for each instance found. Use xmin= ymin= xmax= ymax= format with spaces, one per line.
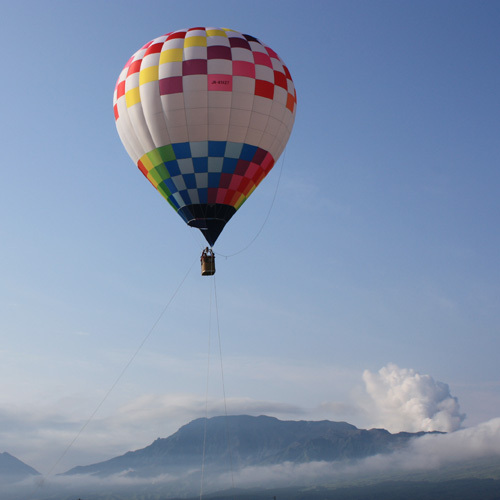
xmin=184 ymin=36 xmax=207 ymax=48
xmin=140 ymin=153 xmax=155 ymax=172
xmin=139 ymin=65 xmax=159 ymax=85
xmin=125 ymin=87 xmax=141 ymax=107
xmin=234 ymin=193 xmax=246 ymax=210
xmin=206 ymin=29 xmax=227 ymax=37
xmin=159 ymin=48 xmax=183 ymax=64
xmin=146 ymin=172 xmax=159 ymax=188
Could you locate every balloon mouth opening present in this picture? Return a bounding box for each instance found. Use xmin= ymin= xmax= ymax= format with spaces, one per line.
xmin=179 ymin=204 xmax=236 ymax=246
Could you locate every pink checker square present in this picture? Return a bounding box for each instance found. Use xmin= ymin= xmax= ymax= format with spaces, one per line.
xmin=232 ymin=60 xmax=255 ymax=78
xmin=253 ymin=51 xmax=273 ymax=68
xmin=216 ymin=188 xmax=228 ymax=203
xmin=244 ymin=162 xmax=259 ymax=179
xmin=208 ymin=75 xmax=233 ymax=91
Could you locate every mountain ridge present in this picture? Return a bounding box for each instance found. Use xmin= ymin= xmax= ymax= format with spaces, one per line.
xmin=0 ymin=451 xmax=40 ymax=481
xmin=64 ymin=414 xmax=438 ymax=478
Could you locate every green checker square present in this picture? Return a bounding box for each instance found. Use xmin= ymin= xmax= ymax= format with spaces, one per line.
xmin=157 ymin=182 xmax=172 ymax=200
xmin=149 ymin=168 xmax=163 ymax=185
xmin=157 ymin=144 xmax=176 ymax=163
xmin=146 ymin=149 xmax=164 ymax=168
xmin=166 ymin=196 xmax=176 ymax=210
xmin=153 ymin=164 xmax=170 ymax=181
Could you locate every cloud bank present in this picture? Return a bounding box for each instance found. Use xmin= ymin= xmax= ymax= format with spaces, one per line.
xmin=362 ymin=363 xmax=465 ymax=432
xmin=6 ymin=417 xmax=500 ymax=500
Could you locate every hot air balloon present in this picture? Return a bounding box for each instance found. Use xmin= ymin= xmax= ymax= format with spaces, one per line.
xmin=113 ymin=27 xmax=296 ymax=253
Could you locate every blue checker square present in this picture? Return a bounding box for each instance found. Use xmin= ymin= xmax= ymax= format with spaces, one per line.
xmin=197 ymin=187 xmax=208 ymax=204
xmin=240 ymin=144 xmax=258 ymax=161
xmin=183 ymin=173 xmax=197 ymax=189
xmin=165 ymin=160 xmax=181 ymax=177
xmin=208 ymin=140 xmax=227 ymax=157
xmin=172 ymin=142 xmax=192 ymax=159
xmin=179 ymin=190 xmax=191 ymax=205
xmin=164 ymin=178 xmax=177 ymax=194
xmin=208 ymin=172 xmax=221 ymax=188
xmin=222 ymin=157 xmax=238 ymax=173
xmin=193 ymin=157 xmax=208 ymax=173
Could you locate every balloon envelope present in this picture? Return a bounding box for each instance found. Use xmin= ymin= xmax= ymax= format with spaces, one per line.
xmin=113 ymin=27 xmax=296 ymax=246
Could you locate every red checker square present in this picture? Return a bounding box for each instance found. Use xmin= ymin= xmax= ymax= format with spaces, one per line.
xmin=145 ymin=42 xmax=164 ymax=56
xmin=252 ymin=147 xmax=267 ymax=165
xmin=123 ymin=56 xmax=134 ymax=71
xmin=207 ymin=188 xmax=218 ymax=203
xmin=227 ymin=191 xmax=240 ymax=207
xmin=116 ymin=80 xmax=126 ymax=99
xmin=142 ymin=40 xmax=154 ymax=51
xmin=159 ymin=76 xmax=183 ymax=95
xmin=229 ymin=37 xmax=251 ymax=50
xmin=232 ymin=60 xmax=255 ymax=78
xmin=207 ymin=45 xmax=232 ymax=60
xmin=244 ymin=162 xmax=259 ymax=179
xmin=138 ymin=160 xmax=148 ymax=177
xmin=167 ymin=31 xmax=187 ymax=40
xmin=253 ymin=51 xmax=273 ymax=68
xmin=216 ymin=188 xmax=228 ymax=204
xmin=233 ymin=189 xmax=246 ymax=205
xmin=266 ymin=47 xmax=279 ymax=59
xmin=252 ymin=168 xmax=266 ymax=185
xmin=240 ymin=178 xmax=254 ymax=196
xmin=127 ymin=59 xmax=142 ymax=76
xmin=274 ymin=71 xmax=288 ymax=90
xmin=283 ymin=65 xmax=292 ymax=80
xmin=183 ymin=59 xmax=208 ymax=75
xmin=223 ymin=189 xmax=237 ymax=205
xmin=234 ymin=159 xmax=250 ymax=176
xmin=219 ymin=173 xmax=232 ymax=188
xmin=262 ymin=154 xmax=275 ymax=173
xmin=286 ymin=92 xmax=296 ymax=112
xmin=229 ymin=174 xmax=243 ymax=190
xmin=255 ymin=80 xmax=274 ymax=100
xmin=113 ymin=104 xmax=119 ymax=120
xmin=188 ymin=27 xmax=205 ymax=32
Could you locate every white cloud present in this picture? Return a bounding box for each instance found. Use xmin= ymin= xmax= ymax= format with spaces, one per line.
xmin=0 ymin=362 xmax=477 ymax=481
xmin=0 ymin=393 xmax=306 ymax=475
xmin=362 ymin=363 xmax=465 ymax=432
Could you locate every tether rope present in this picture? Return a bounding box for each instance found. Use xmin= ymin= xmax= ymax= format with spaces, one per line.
xmin=214 ymin=276 xmax=236 ymax=498
xmin=43 ymin=257 xmax=197 ymax=479
xmin=199 ymin=276 xmax=235 ymax=500
xmin=216 ymin=148 xmax=287 ymax=258
xmin=199 ymin=278 xmax=213 ymax=500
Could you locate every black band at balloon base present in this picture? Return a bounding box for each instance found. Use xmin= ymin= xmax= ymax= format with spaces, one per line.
xmin=179 ymin=204 xmax=237 ymax=246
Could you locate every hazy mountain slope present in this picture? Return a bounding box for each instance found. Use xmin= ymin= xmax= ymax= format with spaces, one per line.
xmin=64 ymin=415 xmax=433 ymax=478
xmin=0 ymin=451 xmax=40 ymax=481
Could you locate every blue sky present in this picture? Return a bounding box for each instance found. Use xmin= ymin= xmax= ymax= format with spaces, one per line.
xmin=1 ymin=0 xmax=500 ymax=475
